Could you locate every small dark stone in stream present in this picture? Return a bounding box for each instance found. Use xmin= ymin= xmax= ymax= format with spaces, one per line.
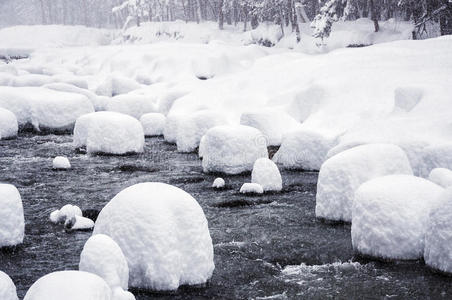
xmin=214 ymin=199 xmax=273 ymax=208
xmin=118 ymin=164 xmax=159 ymax=173
xmin=169 ymin=176 xmax=205 ymax=184
xmin=64 ymin=217 xmax=76 ymax=231
xmin=83 ymin=209 xmax=100 ymax=222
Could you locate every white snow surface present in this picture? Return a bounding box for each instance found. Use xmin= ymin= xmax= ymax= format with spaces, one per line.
xmin=73 ymin=112 xmax=144 ymax=155
xmin=52 ymin=156 xmax=71 ymax=170
xmin=79 ymin=234 xmax=130 ymax=290
xmin=251 ymin=158 xmax=282 ymax=192
xmin=93 ymin=182 xmax=215 ymax=291
xmin=23 ymin=271 xmax=131 ymax=300
xmin=212 ymin=178 xmax=225 ymax=189
xmin=0 ymin=108 xmax=18 ymax=140
xmin=0 ymin=271 xmax=18 ymax=300
xmin=140 ymin=113 xmax=166 ymax=136
xmin=70 ymin=216 xmax=95 ymax=231
xmin=201 ymin=125 xmax=268 ymax=174
xmin=424 ymin=188 xmax=452 ymax=273
xmin=428 ymin=168 xmax=452 ymax=188
xmin=316 ymin=144 xmax=413 ymax=222
xmin=0 ymin=184 xmax=24 ymax=248
xmin=240 ymin=183 xmax=264 ymax=194
xmin=352 ymin=175 xmax=444 ymax=260
xmin=50 ymin=204 xmax=82 ymax=224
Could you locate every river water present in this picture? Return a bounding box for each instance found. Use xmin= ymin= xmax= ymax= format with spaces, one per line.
xmin=0 ymin=134 xmax=451 ymax=299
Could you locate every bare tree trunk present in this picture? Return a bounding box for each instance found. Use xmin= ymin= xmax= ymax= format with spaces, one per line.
xmin=369 ymin=0 xmax=379 ymax=32
xmin=196 ymin=0 xmax=203 ymax=23
xmin=218 ymin=0 xmax=224 ymax=29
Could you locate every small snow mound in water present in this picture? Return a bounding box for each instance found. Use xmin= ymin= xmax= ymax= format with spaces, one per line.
xmin=251 ymin=158 xmax=282 ymax=192
xmin=73 ymin=111 xmax=144 ymax=155
xmin=240 ymin=183 xmax=264 ymax=194
xmin=201 ymin=125 xmax=268 ymax=174
xmin=428 ymin=168 xmax=452 ymax=188
xmin=66 ymin=215 xmax=94 ymax=231
xmin=352 ymin=175 xmax=444 ymax=260
xmin=52 ymin=156 xmax=71 ymax=169
xmin=0 ymin=271 xmax=18 ymax=300
xmin=212 ymin=178 xmax=225 ymax=189
xmin=424 ymin=188 xmax=452 ymax=274
xmin=0 ymin=184 xmax=24 ymax=248
xmin=23 ymin=271 xmax=122 ymax=300
xmin=93 ymin=182 xmax=214 ymax=291
xmin=79 ymin=234 xmax=130 ymax=291
xmin=316 ymin=144 xmax=413 ymax=222
xmin=50 ymin=204 xmax=82 ymax=224
xmin=0 ymin=108 xmax=18 ymax=140
xmin=140 ymin=113 xmax=166 ymax=136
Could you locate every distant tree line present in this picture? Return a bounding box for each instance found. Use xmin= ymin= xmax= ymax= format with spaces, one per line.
xmin=1 ymin=0 xmax=451 ymax=40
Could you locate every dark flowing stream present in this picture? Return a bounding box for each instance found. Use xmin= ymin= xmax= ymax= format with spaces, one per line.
xmin=0 ymin=134 xmax=451 ymax=299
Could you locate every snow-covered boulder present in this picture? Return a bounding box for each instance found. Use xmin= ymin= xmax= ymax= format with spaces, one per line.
xmin=0 ymin=86 xmax=94 ymax=132
xmin=93 ymin=182 xmax=214 ymax=291
xmin=176 ymin=110 xmax=227 ymax=153
xmin=240 ymin=110 xmax=301 ymax=146
xmin=52 ymin=156 xmax=71 ymax=170
xmin=352 ymin=175 xmax=443 ymax=260
xmin=73 ymin=112 xmax=144 ymax=155
xmin=79 ymin=234 xmax=129 ymax=290
xmin=43 ymin=83 xmax=106 ymax=111
xmin=23 ymin=271 xmax=133 ymax=300
xmin=273 ymin=129 xmax=337 ymax=171
xmin=0 ymin=184 xmax=24 ymax=248
xmin=316 ymin=144 xmax=413 ymax=222
xmin=212 ymin=178 xmax=225 ymax=189
xmin=95 ymin=74 xmax=141 ymax=97
xmin=140 ymin=113 xmax=166 ymax=136
xmin=49 ymin=204 xmax=82 ymax=224
xmin=201 ymin=125 xmax=268 ymax=174
xmin=0 ymin=108 xmax=18 ymax=140
xmin=106 ymin=94 xmax=157 ymax=119
xmin=428 ymin=168 xmax=452 ymax=188
xmin=240 ymin=183 xmax=264 ymax=194
xmin=0 ymin=271 xmax=18 ymax=300
xmin=251 ymin=158 xmax=282 ymax=192
xmin=424 ymin=188 xmax=452 ymax=273
xmin=163 ymin=114 xmax=182 ymax=144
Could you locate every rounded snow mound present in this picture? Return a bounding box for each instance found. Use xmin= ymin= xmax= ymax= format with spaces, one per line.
xmin=106 ymin=94 xmax=157 ymax=119
xmin=273 ymin=129 xmax=337 ymax=171
xmin=23 ymin=271 xmax=123 ymax=300
xmin=73 ymin=111 xmax=144 ymax=155
xmin=201 ymin=125 xmax=268 ymax=174
xmin=140 ymin=113 xmax=166 ymax=136
xmin=176 ymin=110 xmax=227 ymax=153
xmin=424 ymin=188 xmax=452 ymax=274
xmin=316 ymin=144 xmax=413 ymax=222
xmin=0 ymin=184 xmax=24 ymax=248
xmin=0 ymin=271 xmax=18 ymax=300
xmin=52 ymin=156 xmax=71 ymax=170
xmin=212 ymin=178 xmax=225 ymax=189
xmin=50 ymin=204 xmax=82 ymax=224
xmin=93 ymin=182 xmax=214 ymax=291
xmin=352 ymin=175 xmax=444 ymax=260
xmin=428 ymin=168 xmax=452 ymax=188
xmin=0 ymin=108 xmax=18 ymax=140
xmin=251 ymin=158 xmax=282 ymax=192
xmin=240 ymin=183 xmax=264 ymax=194
xmin=79 ymin=234 xmax=129 ymax=290
xmin=163 ymin=114 xmax=181 ymax=144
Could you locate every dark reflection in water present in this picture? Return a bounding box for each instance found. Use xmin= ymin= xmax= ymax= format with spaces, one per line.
xmin=0 ymin=134 xmax=451 ymax=299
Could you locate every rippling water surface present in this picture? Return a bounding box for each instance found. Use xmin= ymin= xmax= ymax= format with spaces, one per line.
xmin=0 ymin=134 xmax=451 ymax=299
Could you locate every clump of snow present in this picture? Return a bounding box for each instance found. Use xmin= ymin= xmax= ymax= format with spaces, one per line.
xmin=95 ymin=74 xmax=141 ymax=97
xmin=352 ymin=175 xmax=444 ymax=260
xmin=73 ymin=112 xmax=144 ymax=155
xmin=316 ymin=144 xmax=413 ymax=222
xmin=239 ymin=110 xmax=301 ymax=146
xmin=66 ymin=215 xmax=95 ymax=232
xmin=0 ymin=271 xmax=18 ymax=300
xmin=0 ymin=86 xmax=94 ymax=132
xmin=251 ymin=158 xmax=282 ymax=192
xmin=106 ymin=94 xmax=157 ymax=119
xmin=93 ymin=182 xmax=214 ymax=291
xmin=273 ymin=129 xmax=337 ymax=171
xmin=52 ymin=156 xmax=71 ymax=170
xmin=79 ymin=234 xmax=130 ymax=290
xmin=140 ymin=113 xmax=166 ymax=136
xmin=212 ymin=178 xmax=225 ymax=189
xmin=240 ymin=183 xmax=264 ymax=194
xmin=201 ymin=125 xmax=268 ymax=174
xmin=0 ymin=108 xmax=18 ymax=140
xmin=49 ymin=204 xmax=82 ymax=224
xmin=0 ymin=184 xmax=24 ymax=248
xmin=424 ymin=188 xmax=452 ymax=273
xmin=428 ymin=168 xmax=452 ymax=188
xmin=176 ymin=110 xmax=227 ymax=153
xmin=23 ymin=271 xmax=129 ymax=300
